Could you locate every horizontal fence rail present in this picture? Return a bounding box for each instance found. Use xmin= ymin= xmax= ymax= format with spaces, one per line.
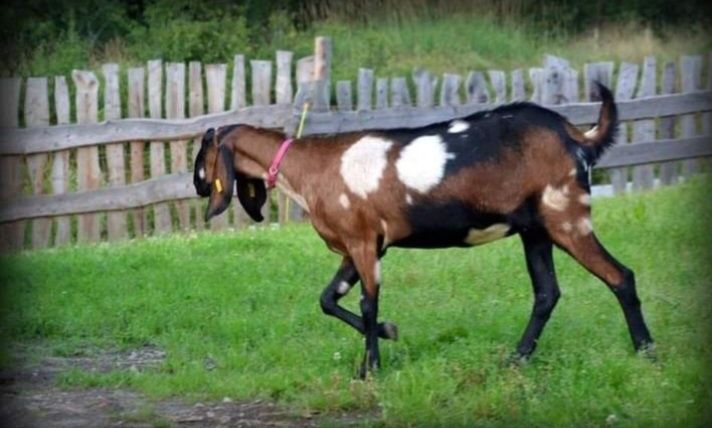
xmin=1 ymin=37 xmax=711 ymax=252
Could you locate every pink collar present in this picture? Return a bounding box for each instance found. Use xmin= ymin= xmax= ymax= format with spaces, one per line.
xmin=266 ymin=138 xmax=294 ymax=189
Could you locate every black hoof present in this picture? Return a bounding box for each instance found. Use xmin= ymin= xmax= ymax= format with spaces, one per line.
xmin=378 ymin=322 xmax=398 ymax=341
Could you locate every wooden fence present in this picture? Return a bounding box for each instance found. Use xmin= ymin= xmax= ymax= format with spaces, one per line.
xmin=1 ymin=37 xmax=711 ymax=252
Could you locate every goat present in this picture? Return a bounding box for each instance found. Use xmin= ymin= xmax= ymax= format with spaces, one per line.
xmin=193 ymin=83 xmax=654 ymax=377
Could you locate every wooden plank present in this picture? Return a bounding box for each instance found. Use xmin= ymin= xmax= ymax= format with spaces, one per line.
xmin=314 ymin=36 xmax=331 ymax=108
xmin=390 ymin=77 xmax=411 ymax=108
xmin=296 ymin=56 xmax=315 ymax=84
xmin=440 ymin=73 xmax=461 ymax=106
xmin=230 ymin=55 xmax=247 ymax=110
xmin=610 ymin=62 xmax=639 ymax=194
xmin=658 ymin=61 xmax=678 ymax=185
xmin=205 ymin=63 xmax=229 ymax=230
xmin=3 ymin=91 xmax=711 ymax=155
xmin=465 ymin=71 xmax=490 ymax=104
xmin=357 ymin=68 xmax=374 ymax=110
xmin=541 ymin=66 xmax=564 ymax=105
xmin=510 ymin=69 xmax=525 ymax=102
xmin=680 ymin=55 xmax=703 ymax=177
xmin=166 ymin=62 xmax=190 ymax=231
xmin=704 ymin=52 xmax=712 ymax=136
xmin=250 ymin=60 xmax=272 ymax=106
xmin=336 ymin=80 xmax=353 ymax=111
xmin=275 ymin=51 xmax=293 ymax=105
xmin=189 ymin=61 xmax=206 ymax=231
xmin=584 ymin=62 xmax=614 ymax=101
xmin=631 ymin=56 xmax=657 ymax=191
xmin=52 ymin=76 xmax=71 ymax=246
xmin=25 ymin=78 xmax=52 ymax=249
xmin=375 ymin=78 xmax=388 ymax=109
xmin=529 ymin=68 xmax=544 ymax=103
xmin=0 ymin=78 xmax=24 ymax=252
xmin=4 ymin=134 xmax=709 ymax=224
xmin=148 ymin=59 xmax=172 ymax=234
xmin=413 ymin=68 xmax=436 ymax=108
xmin=565 ymin=69 xmax=579 ymax=103
xmin=127 ymin=67 xmax=147 ymax=236
xmin=72 ymin=70 xmax=102 ymax=242
xmin=487 ymin=70 xmax=506 ymax=104
xmin=102 ymin=63 xmax=128 ymax=240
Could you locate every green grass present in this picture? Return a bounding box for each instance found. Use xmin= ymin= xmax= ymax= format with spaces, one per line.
xmin=2 ymin=178 xmax=712 ymax=426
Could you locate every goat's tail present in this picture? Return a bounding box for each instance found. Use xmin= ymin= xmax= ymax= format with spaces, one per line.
xmin=580 ymin=81 xmax=618 ymax=165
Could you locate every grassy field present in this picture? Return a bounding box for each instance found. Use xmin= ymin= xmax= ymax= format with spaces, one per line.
xmin=1 ymin=177 xmax=711 ymax=426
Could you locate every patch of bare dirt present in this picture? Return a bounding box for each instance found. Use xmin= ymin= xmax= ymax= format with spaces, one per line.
xmin=0 ymin=344 xmax=374 ymax=427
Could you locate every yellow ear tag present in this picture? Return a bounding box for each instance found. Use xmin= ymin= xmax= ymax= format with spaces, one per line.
xmin=214 ymin=178 xmax=223 ymax=193
xmin=248 ymin=183 xmax=255 ymax=198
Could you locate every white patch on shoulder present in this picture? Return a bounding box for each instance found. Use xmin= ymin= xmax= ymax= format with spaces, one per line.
xmin=578 ymin=193 xmax=591 ymax=206
xmin=577 ymin=217 xmax=593 ymax=235
xmin=464 ymin=223 xmax=510 ymax=246
xmin=396 ymin=135 xmax=453 ymax=193
xmin=198 ymin=168 xmax=205 ymax=179
xmin=405 ymin=194 xmax=413 ymax=205
xmin=339 ymin=193 xmax=351 ymax=209
xmin=374 ymin=261 xmax=382 ymax=284
xmin=340 ymin=136 xmax=393 ymax=199
xmin=447 ymin=120 xmax=470 ymax=133
xmin=336 ymin=280 xmax=351 ymax=295
xmin=542 ymin=185 xmax=569 ymax=212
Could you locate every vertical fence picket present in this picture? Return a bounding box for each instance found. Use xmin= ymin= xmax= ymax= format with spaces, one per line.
xmin=510 ymin=69 xmax=525 ymax=102
xmin=103 ymin=63 xmax=128 ymax=240
xmin=680 ymin=55 xmax=703 ymax=178
xmin=0 ymin=78 xmax=24 ymax=252
xmin=127 ymin=67 xmax=147 ymax=236
xmin=390 ymin=77 xmax=411 ymax=107
xmin=631 ymin=56 xmax=657 ymax=191
xmin=251 ymin=60 xmax=272 ymax=106
xmin=189 ymin=61 xmax=206 ymax=231
xmin=205 ymin=63 xmax=229 ymax=230
xmin=465 ymin=71 xmax=490 ymax=104
xmin=440 ymin=73 xmax=461 ymax=106
xmin=488 ymin=70 xmax=506 ymax=103
xmin=375 ymin=78 xmax=388 ymax=109
xmin=72 ymin=70 xmax=102 ymax=242
xmin=704 ymin=52 xmax=712 ymax=136
xmin=413 ymin=69 xmax=436 ymax=108
xmin=565 ymin=69 xmax=579 ymax=102
xmin=24 ymin=78 xmax=52 ymax=249
xmin=148 ymin=60 xmax=172 ymax=234
xmin=658 ymin=61 xmax=678 ymax=185
xmin=357 ymin=68 xmax=374 ymax=110
xmin=166 ymin=62 xmax=190 ymax=231
xmin=275 ymin=51 xmax=293 ymax=105
xmin=230 ymin=55 xmax=247 ymax=110
xmin=529 ymin=68 xmax=544 ymax=103
xmin=52 ymin=76 xmax=71 ymax=246
xmin=314 ymin=36 xmax=332 ymax=110
xmin=611 ymin=62 xmax=639 ymax=194
xmin=336 ymin=80 xmax=353 ymax=111
xmin=584 ymin=62 xmax=614 ymax=101
xmin=296 ymin=56 xmax=315 ymax=84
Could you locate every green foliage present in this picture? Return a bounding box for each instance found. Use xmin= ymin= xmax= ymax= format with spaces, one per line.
xmin=2 ymin=178 xmax=711 ymax=426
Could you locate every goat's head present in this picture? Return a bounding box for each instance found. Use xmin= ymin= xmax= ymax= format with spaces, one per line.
xmin=193 ymin=127 xmax=267 ymax=223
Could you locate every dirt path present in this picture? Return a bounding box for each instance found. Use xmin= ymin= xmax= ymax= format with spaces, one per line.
xmin=0 ymin=344 xmax=370 ymax=427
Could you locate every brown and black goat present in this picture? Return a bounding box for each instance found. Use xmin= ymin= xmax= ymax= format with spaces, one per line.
xmin=194 ymin=83 xmax=653 ymax=377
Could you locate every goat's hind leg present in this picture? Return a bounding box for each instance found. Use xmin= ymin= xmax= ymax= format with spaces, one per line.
xmin=511 ymin=230 xmax=561 ymax=362
xmin=320 ymin=257 xmax=398 ymax=341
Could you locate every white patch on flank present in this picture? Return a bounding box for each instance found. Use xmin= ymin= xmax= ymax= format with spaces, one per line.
xmin=396 ymin=135 xmax=453 ymax=193
xmin=336 ymin=280 xmax=351 ymax=295
xmin=447 ymin=120 xmax=470 ymax=133
xmin=374 ymin=261 xmax=382 ymax=284
xmin=569 ymin=168 xmax=577 ymax=177
xmin=577 ymin=217 xmax=593 ymax=235
xmin=198 ymin=168 xmax=205 ymax=179
xmin=340 ymin=136 xmax=393 ymax=199
xmin=584 ymin=125 xmax=599 ymax=139
xmin=405 ymin=194 xmax=413 ymax=205
xmin=578 ymin=193 xmax=591 ymax=206
xmin=541 ymin=185 xmax=570 ymax=212
xmin=562 ymin=222 xmax=573 ymax=233
xmin=339 ymin=193 xmax=351 ymax=209
xmin=464 ymin=223 xmax=510 ymax=246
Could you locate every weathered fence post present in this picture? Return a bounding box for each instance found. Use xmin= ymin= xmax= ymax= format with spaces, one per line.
xmin=205 ymin=62 xmax=230 ymax=230
xmin=166 ymin=62 xmax=190 ymax=231
xmin=631 ymin=56 xmax=657 ymax=191
xmin=230 ymin=55 xmax=247 ymax=110
xmin=357 ymin=68 xmax=374 ymax=110
xmin=440 ymin=73 xmax=461 ymax=106
xmin=73 ymin=70 xmax=103 ymax=243
xmin=390 ymin=76 xmax=411 ymax=107
xmin=413 ymin=68 xmax=436 ymax=107
xmin=128 ymin=67 xmax=147 ymax=236
xmin=488 ymin=70 xmax=506 ymax=103
xmin=680 ymin=55 xmax=703 ymax=178
xmin=611 ymin=62 xmax=639 ymax=194
xmin=103 ymin=63 xmax=129 ymax=240
xmin=148 ymin=59 xmax=173 ymax=234
xmin=510 ymin=69 xmax=525 ymax=102
xmin=0 ymin=78 xmax=24 ymax=251
xmin=375 ymin=78 xmax=389 ymax=109
xmin=466 ymin=71 xmax=490 ymax=104
xmin=189 ymin=61 xmax=206 ymax=231
xmin=25 ymin=77 xmax=52 ymax=249
xmin=658 ymin=61 xmax=678 ymax=185
xmin=52 ymin=76 xmax=71 ymax=246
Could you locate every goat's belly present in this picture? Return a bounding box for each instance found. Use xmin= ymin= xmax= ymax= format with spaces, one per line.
xmin=392 ymin=223 xmax=512 ymax=249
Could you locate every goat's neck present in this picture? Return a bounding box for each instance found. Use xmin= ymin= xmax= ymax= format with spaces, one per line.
xmin=233 ymin=127 xmax=312 ymax=198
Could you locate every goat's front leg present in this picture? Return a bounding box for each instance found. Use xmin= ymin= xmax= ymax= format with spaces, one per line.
xmin=320 ymin=257 xmax=398 ymax=340
xmin=349 ymin=242 xmax=383 ymax=378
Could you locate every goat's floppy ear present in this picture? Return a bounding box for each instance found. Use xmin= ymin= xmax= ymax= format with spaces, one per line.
xmin=235 ymin=175 xmax=267 ymax=222
xmin=205 ymin=144 xmax=235 ymax=221
xmin=193 ymin=128 xmax=215 ymax=197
